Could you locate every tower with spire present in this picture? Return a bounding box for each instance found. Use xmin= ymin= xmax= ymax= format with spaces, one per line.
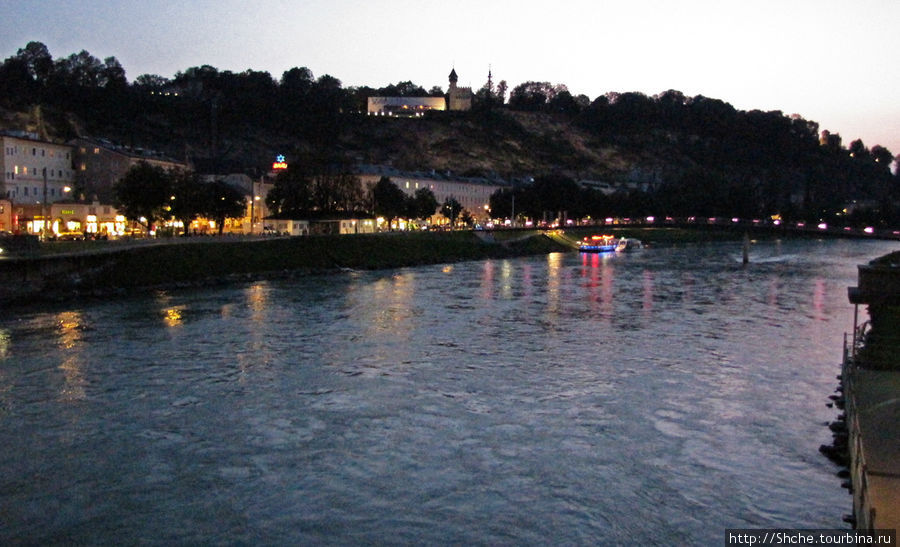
xmin=447 ymin=67 xmax=472 ymax=111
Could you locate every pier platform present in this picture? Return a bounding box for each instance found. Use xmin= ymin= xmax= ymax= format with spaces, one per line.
xmin=843 ymin=365 xmax=900 ymax=530
xmin=845 ymin=253 xmax=900 ymax=531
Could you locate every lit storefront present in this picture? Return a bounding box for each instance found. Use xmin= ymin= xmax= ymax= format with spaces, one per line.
xmin=17 ymin=202 xmax=124 ymax=239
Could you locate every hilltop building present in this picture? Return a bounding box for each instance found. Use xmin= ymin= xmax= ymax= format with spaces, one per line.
xmin=447 ymin=68 xmax=472 ymax=111
xmin=367 ymin=68 xmax=473 ymax=116
xmin=367 ymin=96 xmax=446 ymax=116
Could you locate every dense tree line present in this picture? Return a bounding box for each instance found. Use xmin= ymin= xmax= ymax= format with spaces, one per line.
xmin=499 ymin=87 xmax=899 ymax=224
xmin=266 ymin=169 xmax=442 ymax=227
xmin=3 ymin=41 xmax=899 ymax=226
xmin=114 ymin=162 xmax=245 ymax=235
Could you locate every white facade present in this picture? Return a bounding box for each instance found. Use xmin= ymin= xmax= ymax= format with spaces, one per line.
xmin=268 ymin=219 xmax=309 ymax=236
xmin=359 ymin=171 xmax=508 ymax=222
xmin=367 ymin=96 xmax=446 ymax=116
xmin=1 ymin=134 xmax=75 ymax=205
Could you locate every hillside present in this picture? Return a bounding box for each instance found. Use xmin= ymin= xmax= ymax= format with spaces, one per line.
xmin=338 ymin=110 xmax=638 ymax=179
xmin=0 ymin=104 xmax=645 ymax=183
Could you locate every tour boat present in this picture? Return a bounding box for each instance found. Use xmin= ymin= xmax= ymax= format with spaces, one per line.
xmin=615 ymin=237 xmax=643 ymax=252
xmin=579 ymin=235 xmax=617 ymax=253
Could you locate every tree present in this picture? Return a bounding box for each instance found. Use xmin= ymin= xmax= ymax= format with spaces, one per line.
xmin=495 ymin=80 xmax=508 ymax=104
xmin=134 ymin=73 xmax=170 ymax=89
xmin=203 ymin=180 xmax=246 ymax=235
xmin=101 ymin=56 xmax=127 ymax=89
xmin=871 ymin=145 xmax=894 ymax=172
xmin=0 ymin=57 xmax=33 ymax=107
xmin=316 ymin=170 xmax=365 ymax=213
xmin=441 ymin=197 xmax=462 ymax=227
xmin=849 ymin=139 xmax=869 ymax=160
xmin=411 ymin=187 xmax=439 ymax=220
xmin=114 ymin=162 xmax=172 ymax=233
xmin=169 ymin=170 xmax=206 ymax=235
xmin=460 ymin=209 xmax=475 ymax=227
xmin=54 ymin=50 xmax=104 ymax=88
xmin=509 ymin=81 xmax=554 ymax=110
xmin=281 ymin=66 xmax=314 ymax=92
xmin=15 ymin=41 xmax=53 ymax=85
xmin=372 ymin=177 xmax=408 ymax=227
xmin=489 ymin=187 xmax=525 ymax=221
xmin=267 ymin=166 xmax=313 ymax=217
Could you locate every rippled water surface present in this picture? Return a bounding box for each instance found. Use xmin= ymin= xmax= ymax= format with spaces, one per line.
xmin=1 ymin=238 xmax=895 ymax=544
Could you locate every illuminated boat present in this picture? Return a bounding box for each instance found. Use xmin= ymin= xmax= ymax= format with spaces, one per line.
xmin=615 ymin=237 xmax=643 ymax=252
xmin=579 ymin=234 xmax=617 ymax=252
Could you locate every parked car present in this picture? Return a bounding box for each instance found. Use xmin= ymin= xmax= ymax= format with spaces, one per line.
xmin=56 ymin=231 xmax=85 ymax=241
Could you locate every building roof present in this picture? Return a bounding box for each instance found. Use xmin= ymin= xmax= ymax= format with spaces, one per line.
xmin=355 ymin=164 xmax=514 ymax=188
xmin=71 ymin=136 xmax=188 ymax=167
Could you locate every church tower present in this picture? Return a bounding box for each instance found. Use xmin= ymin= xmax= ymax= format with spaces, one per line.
xmin=447 ymin=68 xmax=472 ymax=111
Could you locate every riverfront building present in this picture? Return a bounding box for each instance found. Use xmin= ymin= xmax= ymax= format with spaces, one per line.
xmin=16 ymin=201 xmax=125 ymax=238
xmin=71 ymin=137 xmax=190 ymax=202
xmin=357 ymin=165 xmax=510 ymax=224
xmin=1 ymin=131 xmax=76 ymax=205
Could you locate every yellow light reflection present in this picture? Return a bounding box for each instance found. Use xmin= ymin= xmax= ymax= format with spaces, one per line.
xmin=164 ymin=307 xmax=183 ymax=327
xmin=367 ymin=274 xmax=415 ymax=335
xmin=56 ymin=311 xmax=86 ymax=402
xmin=246 ymin=282 xmax=268 ymax=323
xmin=546 ymin=252 xmax=564 ymax=318
xmin=0 ymin=329 xmax=9 ymax=359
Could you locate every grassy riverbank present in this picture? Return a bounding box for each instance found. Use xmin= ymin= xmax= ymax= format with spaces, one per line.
xmin=117 ymin=231 xmax=559 ymax=284
xmin=20 ymin=231 xmax=565 ymax=299
xmin=0 ymin=226 xmax=800 ymax=304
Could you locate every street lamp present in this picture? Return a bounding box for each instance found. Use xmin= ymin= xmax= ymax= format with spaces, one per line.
xmin=42 ymin=168 xmax=48 ymax=240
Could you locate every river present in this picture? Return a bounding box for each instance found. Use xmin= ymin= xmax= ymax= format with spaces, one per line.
xmin=0 ymin=237 xmax=894 ymax=544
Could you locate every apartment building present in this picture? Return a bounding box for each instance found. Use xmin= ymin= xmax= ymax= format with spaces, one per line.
xmin=1 ymin=131 xmax=76 ymax=205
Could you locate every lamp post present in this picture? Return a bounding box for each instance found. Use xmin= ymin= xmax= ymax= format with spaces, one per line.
xmin=249 ymin=177 xmax=255 ymax=235
xmin=42 ymin=168 xmax=48 ymax=240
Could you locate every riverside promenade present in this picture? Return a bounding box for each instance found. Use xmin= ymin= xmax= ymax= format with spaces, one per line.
xmin=845 ymin=253 xmax=900 ymax=530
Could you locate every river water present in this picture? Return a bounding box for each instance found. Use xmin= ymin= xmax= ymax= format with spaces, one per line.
xmin=0 ymin=238 xmax=894 ymax=544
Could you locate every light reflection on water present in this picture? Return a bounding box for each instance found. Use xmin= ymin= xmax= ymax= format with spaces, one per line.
xmin=0 ymin=238 xmax=895 ymax=544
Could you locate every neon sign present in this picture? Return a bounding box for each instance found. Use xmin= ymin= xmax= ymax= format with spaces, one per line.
xmin=272 ymin=154 xmax=287 ymax=170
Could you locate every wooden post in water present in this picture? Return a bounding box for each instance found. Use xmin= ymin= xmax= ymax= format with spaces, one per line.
xmin=742 ymin=232 xmax=750 ymax=264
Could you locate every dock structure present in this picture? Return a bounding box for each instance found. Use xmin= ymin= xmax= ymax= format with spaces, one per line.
xmin=844 ymin=254 xmax=900 ymax=530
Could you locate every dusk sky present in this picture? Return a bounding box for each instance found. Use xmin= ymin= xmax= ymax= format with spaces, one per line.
xmin=4 ymin=0 xmax=899 ymax=157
